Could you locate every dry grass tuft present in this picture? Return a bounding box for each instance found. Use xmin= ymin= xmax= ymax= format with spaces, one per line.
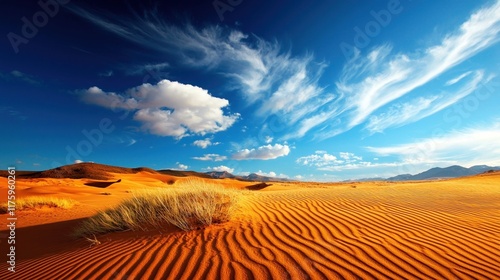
xmin=74 ymin=179 xmax=246 ymax=237
xmin=0 ymin=196 xmax=76 ymax=213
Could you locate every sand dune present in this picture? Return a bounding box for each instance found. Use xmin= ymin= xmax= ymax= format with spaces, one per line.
xmin=1 ymin=171 xmax=499 ymax=279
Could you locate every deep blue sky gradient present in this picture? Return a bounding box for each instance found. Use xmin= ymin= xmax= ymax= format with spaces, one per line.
xmin=1 ymin=0 xmax=499 ymax=180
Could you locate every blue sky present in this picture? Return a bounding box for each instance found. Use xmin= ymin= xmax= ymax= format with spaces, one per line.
xmin=1 ymin=0 xmax=500 ymax=181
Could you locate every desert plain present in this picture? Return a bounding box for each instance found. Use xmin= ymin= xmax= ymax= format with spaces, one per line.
xmin=0 ymin=163 xmax=499 ymax=280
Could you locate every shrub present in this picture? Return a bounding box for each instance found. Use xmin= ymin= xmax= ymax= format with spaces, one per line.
xmin=0 ymin=196 xmax=76 ymax=213
xmin=74 ymin=179 xmax=245 ymax=237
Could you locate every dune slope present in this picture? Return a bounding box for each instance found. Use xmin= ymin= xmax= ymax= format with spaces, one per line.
xmin=1 ymin=174 xmax=499 ymax=279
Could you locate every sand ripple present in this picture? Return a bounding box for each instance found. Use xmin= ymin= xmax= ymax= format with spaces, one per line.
xmin=2 ymin=185 xmax=500 ymax=279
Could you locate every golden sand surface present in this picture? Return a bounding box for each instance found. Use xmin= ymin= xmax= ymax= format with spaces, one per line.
xmin=0 ymin=171 xmax=499 ymax=279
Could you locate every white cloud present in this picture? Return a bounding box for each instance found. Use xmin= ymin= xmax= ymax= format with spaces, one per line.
xmin=193 ymin=138 xmax=220 ymax=149
xmin=176 ymin=163 xmax=188 ymax=170
xmin=192 ymin=154 xmax=227 ymax=161
xmin=367 ymin=122 xmax=500 ymax=168
xmin=72 ymin=1 xmax=500 ymax=141
xmin=10 ymin=70 xmax=40 ymax=85
xmin=364 ymin=71 xmax=486 ymax=133
xmin=339 ymin=152 xmax=362 ymax=161
xmin=99 ymin=70 xmax=113 ymax=77
xmin=128 ymin=62 xmax=170 ymax=76
xmin=252 ymin=170 xmax=289 ymax=178
xmin=297 ymin=151 xmax=373 ymax=171
xmin=74 ymin=160 xmax=83 ymax=164
xmin=264 ymin=136 xmax=273 ymax=144
xmin=256 ymin=170 xmax=277 ymax=177
xmin=205 ymin=165 xmax=234 ymax=173
xmin=296 ymin=152 xmax=343 ymax=167
xmin=446 ymin=71 xmax=473 ymax=86
xmin=81 ymin=80 xmax=239 ymax=138
xmin=232 ymin=144 xmax=290 ymax=160
xmin=296 ymin=1 xmax=500 ymax=139
xmin=69 ymin=7 xmax=327 ymax=137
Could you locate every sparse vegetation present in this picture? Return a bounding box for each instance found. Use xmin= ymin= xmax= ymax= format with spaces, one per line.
xmin=74 ymin=179 xmax=246 ymax=237
xmin=85 ymin=234 xmax=101 ymax=248
xmin=0 ymin=196 xmax=76 ymax=213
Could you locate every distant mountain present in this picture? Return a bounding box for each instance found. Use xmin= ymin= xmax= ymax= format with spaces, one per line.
xmin=385 ymin=174 xmax=413 ymax=181
xmin=387 ymin=165 xmax=500 ymax=181
xmin=204 ymin=171 xmax=236 ymax=179
xmin=157 ymin=169 xmax=213 ymax=179
xmin=342 ymin=177 xmax=385 ymax=182
xmin=0 ymin=162 xmax=290 ymax=182
xmin=204 ymin=171 xmax=290 ymax=182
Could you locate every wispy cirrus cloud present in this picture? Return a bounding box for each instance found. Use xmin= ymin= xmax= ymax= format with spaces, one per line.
xmin=192 ymin=154 xmax=227 ymax=161
xmin=295 ymin=0 xmax=500 ymax=139
xmin=1 ymin=70 xmax=41 ymax=85
xmin=70 ymin=1 xmax=500 ymax=142
xmin=367 ymin=121 xmax=500 ymax=167
xmin=365 ymin=70 xmax=487 ymax=133
xmin=80 ymin=79 xmax=239 ymax=138
xmin=127 ymin=62 xmax=170 ymax=76
xmin=68 ymin=5 xmax=327 ymax=135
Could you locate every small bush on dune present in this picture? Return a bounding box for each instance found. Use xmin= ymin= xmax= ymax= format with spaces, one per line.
xmin=74 ymin=179 xmax=245 ymax=237
xmin=0 ymin=196 xmax=76 ymax=213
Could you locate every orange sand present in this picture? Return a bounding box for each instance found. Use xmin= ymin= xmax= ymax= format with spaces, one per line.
xmin=0 ymin=171 xmax=499 ymax=279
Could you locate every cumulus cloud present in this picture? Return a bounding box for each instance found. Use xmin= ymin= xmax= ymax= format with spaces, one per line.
xmin=232 ymin=144 xmax=290 ymax=160
xmin=205 ymin=165 xmax=234 ymax=173
xmin=192 ymin=154 xmax=227 ymax=161
xmin=296 ymin=151 xmax=374 ymax=171
xmin=71 ymin=1 xmax=500 ymax=141
xmin=69 ymin=6 xmax=328 ymax=138
xmin=193 ymin=138 xmax=220 ymax=149
xmin=296 ymin=151 xmax=343 ymax=167
xmin=176 ymin=162 xmax=189 ymax=170
xmin=253 ymin=170 xmax=289 ymax=178
xmin=81 ymin=79 xmax=239 ymax=138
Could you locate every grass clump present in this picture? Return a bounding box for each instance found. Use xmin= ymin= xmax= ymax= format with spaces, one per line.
xmin=0 ymin=196 xmax=76 ymax=213
xmin=74 ymin=179 xmax=245 ymax=237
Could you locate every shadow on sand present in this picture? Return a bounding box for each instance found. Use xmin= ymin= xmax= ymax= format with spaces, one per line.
xmin=246 ymin=182 xmax=272 ymax=190
xmin=84 ymin=179 xmax=121 ymax=188
xmin=0 ymin=218 xmax=89 ymax=262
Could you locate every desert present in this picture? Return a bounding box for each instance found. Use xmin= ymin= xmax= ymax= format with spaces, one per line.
xmin=1 ymin=163 xmax=499 ymax=279
xmin=3 ymin=1 xmax=500 ymax=279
